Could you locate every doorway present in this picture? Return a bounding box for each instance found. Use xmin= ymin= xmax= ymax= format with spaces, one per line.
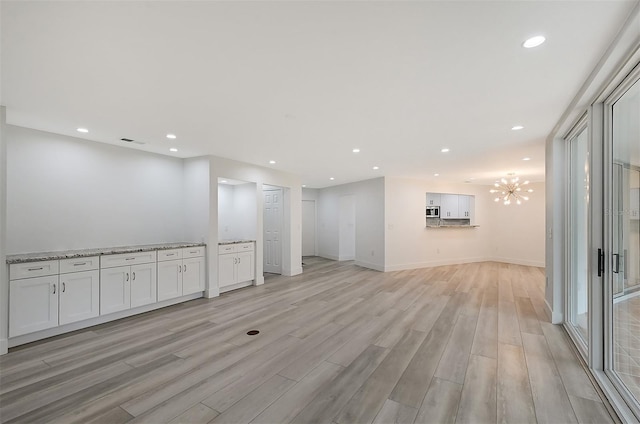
xmin=263 ymin=186 xmax=283 ymax=274
xmin=302 ymin=200 xmax=316 ymax=257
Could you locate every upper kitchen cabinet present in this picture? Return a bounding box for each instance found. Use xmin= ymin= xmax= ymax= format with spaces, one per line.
xmin=426 ymin=192 xmax=476 ymax=223
xmin=426 ymin=193 xmax=441 ymax=206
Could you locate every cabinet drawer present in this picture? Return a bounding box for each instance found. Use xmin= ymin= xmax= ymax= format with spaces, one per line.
xmin=10 ymin=260 xmax=59 ymax=280
xmin=101 ymin=251 xmax=157 ymax=268
xmin=218 ymin=244 xmax=235 ymax=254
xmin=158 ymin=249 xmax=183 ymax=262
xmin=183 ymin=246 xmax=205 ymax=258
xmin=234 ymin=243 xmax=254 ymax=253
xmin=60 ymin=256 xmax=100 ymax=273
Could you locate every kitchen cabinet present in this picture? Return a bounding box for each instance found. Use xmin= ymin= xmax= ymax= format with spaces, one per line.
xmin=458 ymin=195 xmax=471 ymax=218
xmin=441 ymin=194 xmax=459 ymax=218
xmin=9 ymin=257 xmax=100 ymax=337
xmin=218 ymin=242 xmax=255 ymax=290
xmin=157 ymin=247 xmax=206 ymax=301
xmin=100 ymin=252 xmax=157 ymax=315
xmin=426 ymin=193 xmax=441 ymax=206
xmin=59 ymin=257 xmax=100 ymax=325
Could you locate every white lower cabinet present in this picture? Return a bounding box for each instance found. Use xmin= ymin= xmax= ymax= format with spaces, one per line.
xmin=218 ymin=243 xmax=255 ymax=290
xmin=9 ymin=256 xmax=100 ymax=337
xmin=157 ymin=247 xmax=206 ymax=301
xmin=100 ymin=252 xmax=157 ymax=315
xmin=9 ymin=275 xmax=59 ymax=337
xmin=59 ymin=269 xmax=99 ymax=325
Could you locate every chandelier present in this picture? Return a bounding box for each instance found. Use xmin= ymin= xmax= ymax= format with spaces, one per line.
xmin=490 ymin=176 xmax=533 ymax=205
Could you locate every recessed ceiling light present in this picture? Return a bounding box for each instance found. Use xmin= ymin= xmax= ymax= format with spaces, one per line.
xmin=523 ymin=35 xmax=546 ymax=48
xmin=372 ymin=166 xmax=379 ymax=170
xmin=329 ymin=177 xmax=335 ymax=181
xmin=169 ymin=148 xmax=178 ymax=152
xmin=77 ymin=128 xmax=89 ymax=133
xmin=166 ymin=134 xmax=177 ymax=139
xmin=523 ymin=157 xmax=531 ymax=161
xmin=352 ymin=148 xmax=360 ymax=153
xmin=302 ymin=184 xmax=306 ymax=188
xmin=511 ymin=125 xmax=524 ymax=131
xmin=221 ymin=180 xmax=228 ymax=183
xmin=441 ymin=148 xmax=450 ymax=153
xmin=269 ymin=160 xmax=276 ymax=164
xmin=434 ymin=173 xmax=440 ymax=177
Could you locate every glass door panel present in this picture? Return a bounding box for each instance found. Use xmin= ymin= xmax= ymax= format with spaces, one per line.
xmin=569 ymin=127 xmax=590 ymax=344
xmin=610 ymin=77 xmax=640 ymax=408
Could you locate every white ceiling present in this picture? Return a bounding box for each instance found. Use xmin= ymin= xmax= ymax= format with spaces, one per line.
xmin=2 ymin=1 xmax=638 ymax=188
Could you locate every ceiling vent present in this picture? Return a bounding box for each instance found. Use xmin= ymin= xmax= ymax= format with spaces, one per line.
xmin=121 ymin=138 xmax=145 ymax=145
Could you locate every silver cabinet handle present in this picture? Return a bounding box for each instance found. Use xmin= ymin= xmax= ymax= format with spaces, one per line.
xmin=126 ymin=272 xmax=129 ymax=281
xmin=126 ymin=257 xmax=135 ymax=261
xmin=53 ymin=283 xmax=56 ymax=294
xmin=167 ymin=253 xmax=175 ymax=256
xmin=73 ymin=262 xmax=87 ymax=266
xmin=190 ymin=250 xmax=198 ymax=254
xmin=62 ymin=282 xmax=66 ymax=293
xmin=132 ymin=272 xmax=136 ymax=281
xmin=178 ymin=265 xmax=182 ymax=273
xmin=184 ymin=265 xmax=187 ymax=273
xmin=238 ymin=257 xmax=241 ymax=264
xmin=28 ymin=267 xmax=44 ymax=271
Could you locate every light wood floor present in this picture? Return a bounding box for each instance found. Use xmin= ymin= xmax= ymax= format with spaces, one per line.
xmin=0 ymin=258 xmax=616 ymax=424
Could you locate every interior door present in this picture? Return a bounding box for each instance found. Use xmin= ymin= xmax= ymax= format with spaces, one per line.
xmin=302 ymin=200 xmax=316 ymax=257
xmin=263 ymin=188 xmax=283 ymax=274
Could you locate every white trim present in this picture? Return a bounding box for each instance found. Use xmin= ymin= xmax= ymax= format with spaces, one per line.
xmin=319 ymin=254 xmax=339 ymax=261
xmin=383 ymin=257 xmax=544 ymax=273
xmin=283 ymin=266 xmax=303 ymax=277
xmin=593 ymin=370 xmax=640 ymax=423
xmin=254 ymin=275 xmax=265 ymax=285
xmin=219 ymin=280 xmax=252 ymax=293
xmin=338 ymin=255 xmax=355 ymax=261
xmin=0 ymin=338 xmax=7 ymax=355
xmin=613 ymin=289 xmax=640 ymax=304
xmin=8 ymin=292 xmax=202 ymax=348
xmin=546 ymin=298 xmax=564 ymax=324
xmin=354 ymin=260 xmax=385 ymax=272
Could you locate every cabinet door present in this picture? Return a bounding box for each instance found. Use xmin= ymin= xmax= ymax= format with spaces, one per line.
xmin=131 ymin=263 xmax=157 ymax=308
xmin=218 ymin=254 xmax=236 ymax=288
xmin=59 ymin=270 xmax=99 ymax=325
xmin=441 ymin=194 xmax=459 ymax=218
xmin=236 ymin=251 xmax=254 ymax=283
xmin=183 ymin=257 xmax=205 ymax=295
xmin=9 ymin=275 xmax=59 ymax=337
xmin=157 ymin=259 xmax=182 ymax=301
xmin=426 ymin=193 xmax=441 ymax=206
xmin=100 ymin=266 xmax=131 ymax=315
xmin=458 ymin=195 xmax=471 ymax=218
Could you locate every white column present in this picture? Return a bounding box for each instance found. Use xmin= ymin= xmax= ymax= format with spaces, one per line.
xmin=1 ymin=106 xmax=8 ymax=354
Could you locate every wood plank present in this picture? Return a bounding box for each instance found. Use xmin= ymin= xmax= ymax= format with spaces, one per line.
xmin=168 ymin=403 xmax=219 ymax=424
xmin=568 ymin=395 xmax=614 ymax=424
xmin=471 ymin=287 xmax=498 ymax=359
xmin=515 ymin=296 xmax=543 ymax=335
xmin=372 ymin=399 xmax=417 ymax=424
xmin=414 ymin=377 xmax=462 ymax=424
xmin=433 ymin=314 xmax=477 ymax=384
xmin=455 ymin=354 xmax=497 ymax=424
xmin=290 ymin=345 xmax=390 ymax=424
xmin=522 ymin=333 xmax=578 ymax=424
xmin=498 ymin=299 xmax=522 ymax=346
xmin=210 ymin=374 xmax=296 ymax=423
xmin=497 ymin=343 xmax=536 ymax=424
xmin=254 ymin=361 xmax=344 ymax=424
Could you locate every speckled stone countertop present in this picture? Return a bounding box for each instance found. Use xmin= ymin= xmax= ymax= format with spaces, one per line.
xmin=6 ymin=242 xmax=206 ymax=264
xmin=218 ymin=240 xmax=256 ymax=245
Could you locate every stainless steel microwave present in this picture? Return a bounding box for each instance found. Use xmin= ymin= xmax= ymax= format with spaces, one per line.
xmin=426 ymin=206 xmax=440 ymax=218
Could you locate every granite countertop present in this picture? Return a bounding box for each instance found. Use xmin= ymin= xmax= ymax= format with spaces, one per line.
xmin=218 ymin=239 xmax=256 ymax=245
xmin=425 ymin=225 xmax=480 ymax=228
xmin=6 ymin=242 xmax=206 ymax=264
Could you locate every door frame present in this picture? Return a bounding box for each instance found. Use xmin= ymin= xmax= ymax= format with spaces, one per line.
xmin=263 ymin=186 xmax=284 ymax=275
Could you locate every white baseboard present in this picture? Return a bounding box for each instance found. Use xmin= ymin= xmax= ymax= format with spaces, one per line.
xmin=0 ymin=338 xmax=7 ymax=356
xmin=283 ymin=267 xmax=303 ymax=277
xmin=545 ymin=298 xmax=563 ymax=324
xmin=254 ymin=275 xmax=265 ymax=285
xmin=338 ymin=255 xmax=355 ymax=261
xmin=489 ymin=257 xmax=545 ymax=268
xmin=219 ymin=280 xmax=253 ymax=293
xmin=384 ymin=257 xmax=487 ymax=272
xmin=354 ymin=260 xmax=385 ymax=272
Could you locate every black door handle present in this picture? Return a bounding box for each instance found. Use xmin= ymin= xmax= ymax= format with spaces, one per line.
xmin=598 ymin=248 xmax=604 ymax=277
xmin=613 ymin=253 xmax=620 ymax=274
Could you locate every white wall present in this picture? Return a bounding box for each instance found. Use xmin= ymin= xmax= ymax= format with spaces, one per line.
xmin=218 ymin=182 xmax=257 ymax=241
xmin=6 ymin=126 xmax=186 ymax=253
xmin=317 ymin=178 xmax=385 ymax=270
xmin=384 ymin=177 xmax=545 ymax=271
xmin=183 ymin=157 xmax=210 ymax=243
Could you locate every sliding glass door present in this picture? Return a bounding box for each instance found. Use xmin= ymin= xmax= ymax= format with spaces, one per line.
xmin=606 ymin=73 xmax=640 ymax=415
xmin=567 ymin=125 xmax=590 ymax=349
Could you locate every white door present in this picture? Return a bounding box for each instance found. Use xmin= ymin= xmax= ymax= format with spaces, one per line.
xmin=130 ymin=263 xmax=157 ymax=308
xmin=157 ymin=259 xmax=182 ymax=301
xmin=339 ymin=195 xmax=356 ymax=261
xmin=9 ymin=275 xmax=59 ymax=337
xmin=218 ymin=253 xmax=236 ymax=288
xmin=263 ymin=188 xmax=283 ymax=274
xmin=100 ymin=266 xmax=131 ymax=315
xmin=183 ymin=257 xmax=205 ymax=295
xmin=236 ymin=251 xmax=254 ymax=283
xmin=302 ymin=200 xmax=316 ymax=257
xmin=59 ymin=270 xmax=99 ymax=325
